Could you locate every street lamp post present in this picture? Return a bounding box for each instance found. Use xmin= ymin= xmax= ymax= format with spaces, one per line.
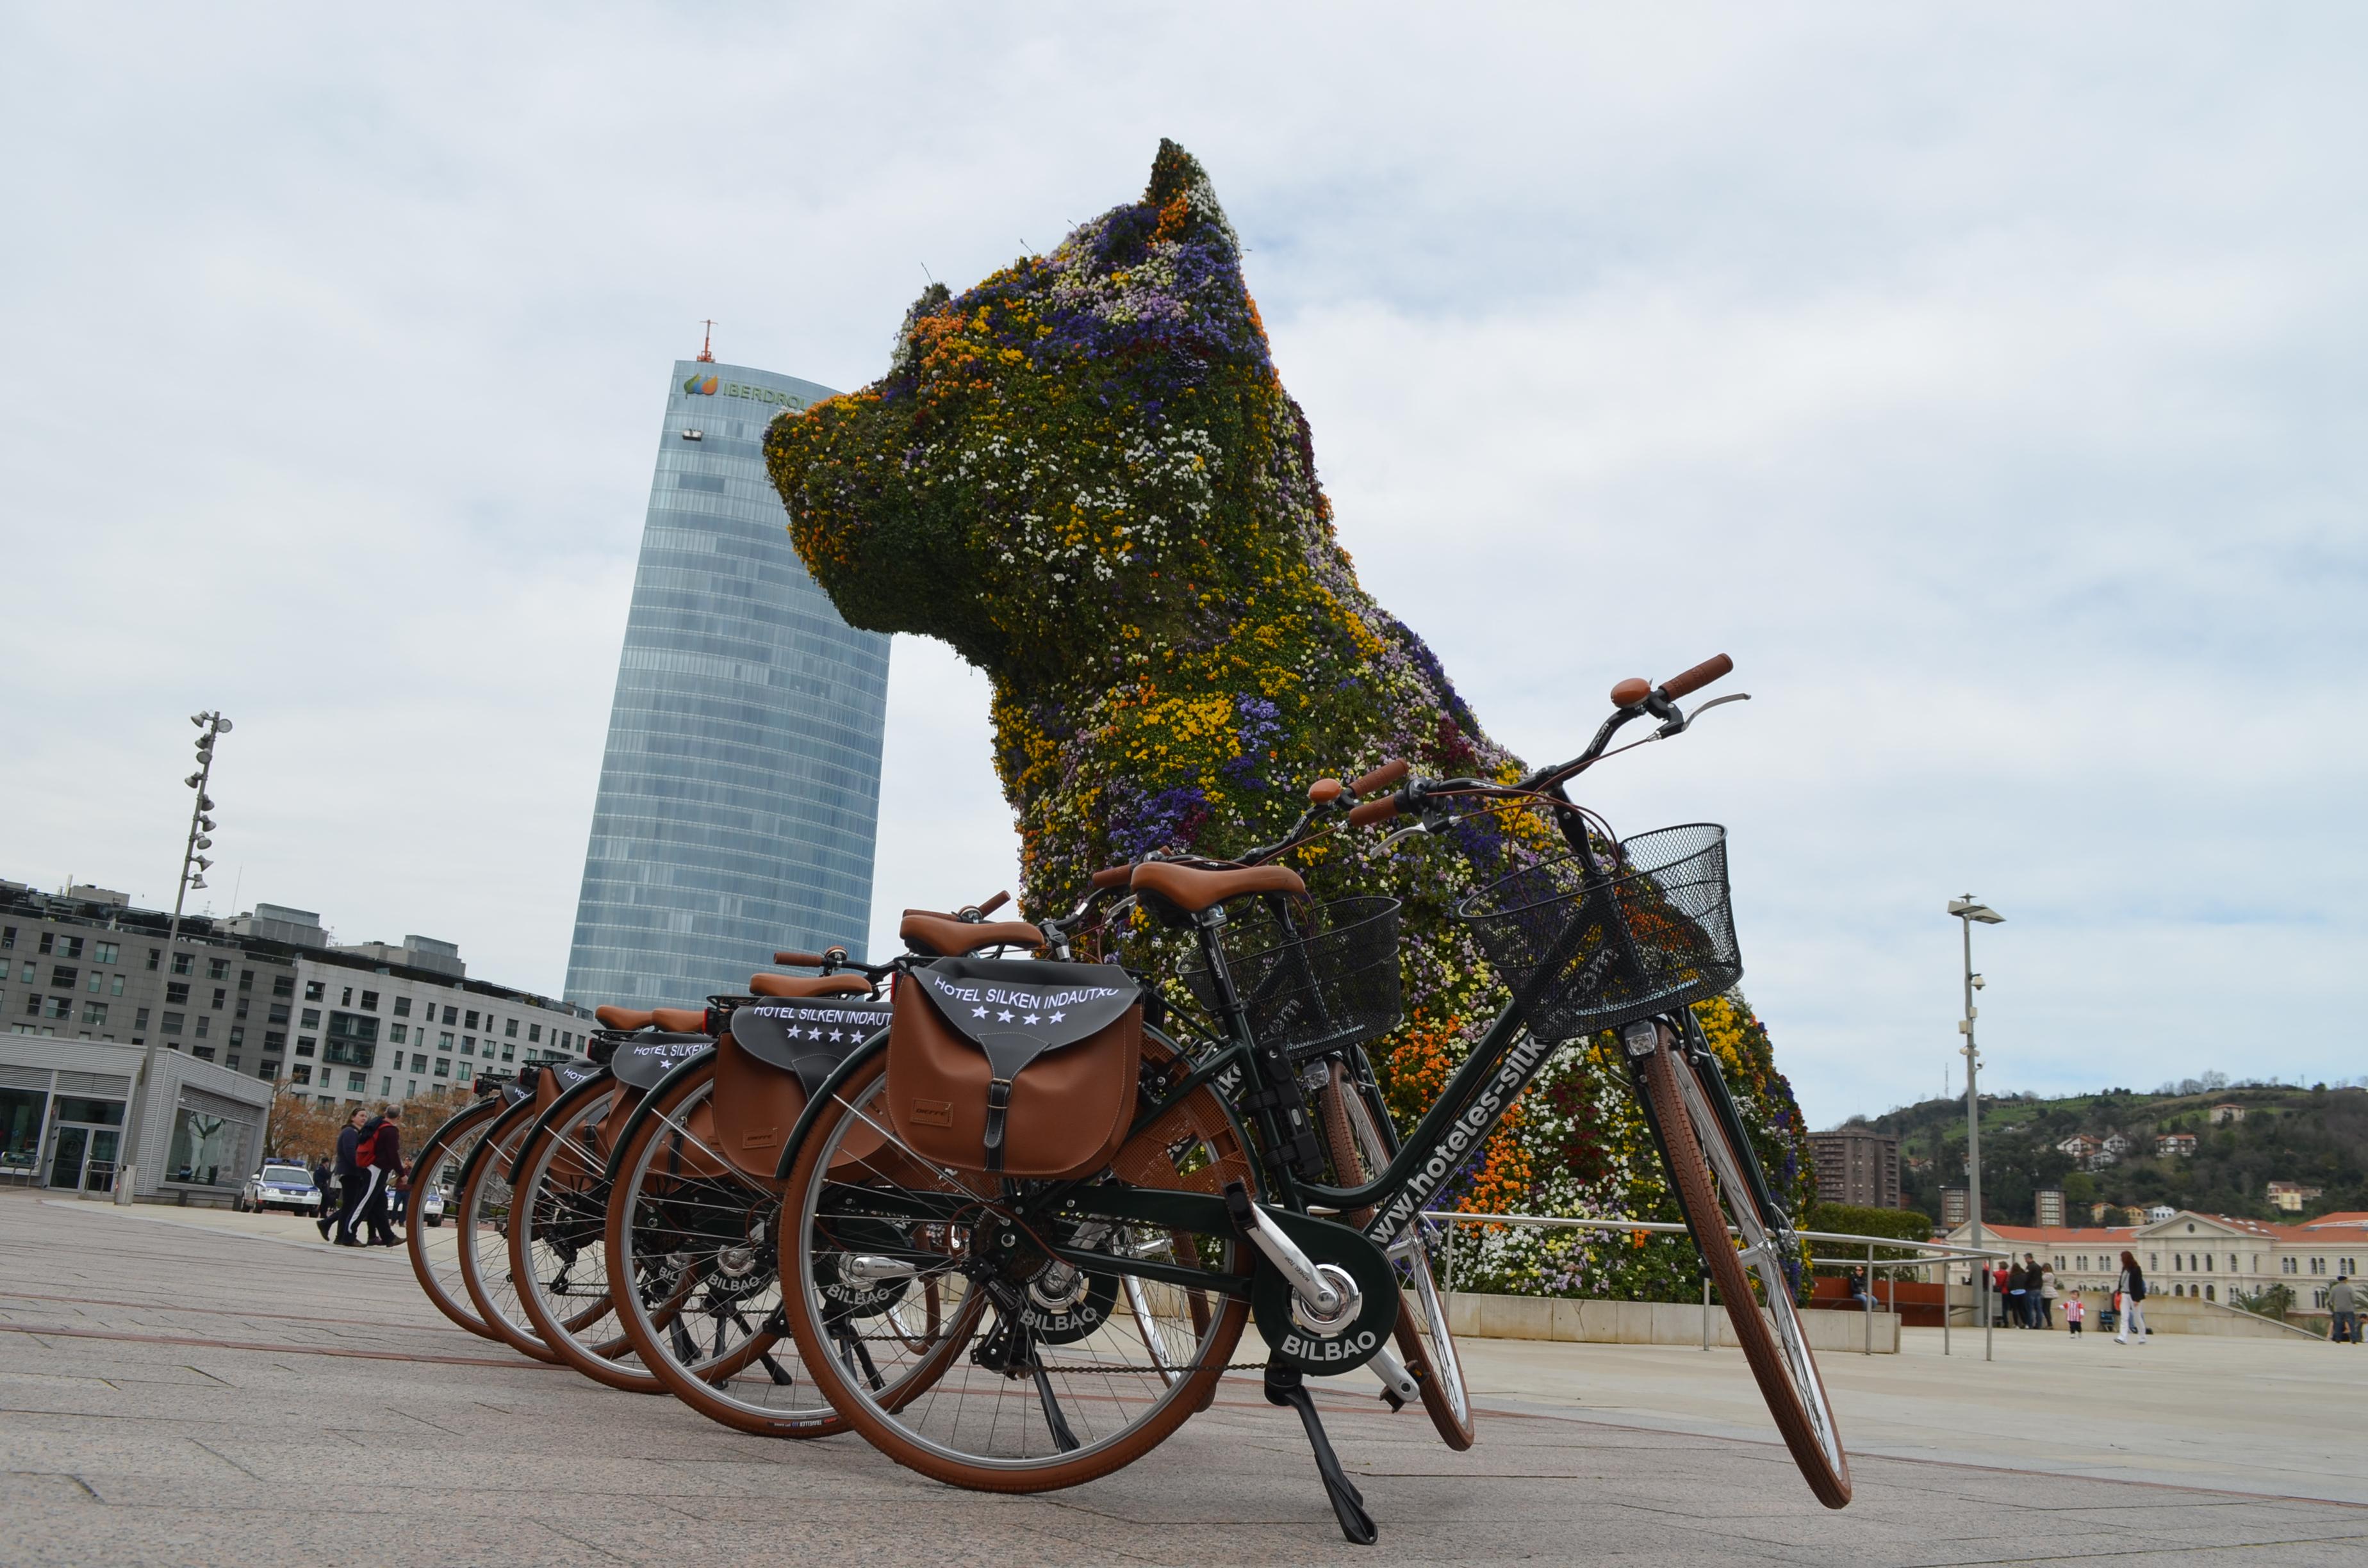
xmin=118 ymin=712 xmax=231 ymax=1204
xmin=1948 ymin=894 xmax=2002 ymax=1357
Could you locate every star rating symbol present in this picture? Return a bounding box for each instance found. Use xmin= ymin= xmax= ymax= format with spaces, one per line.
xmin=1023 ymin=1015 xmax=1040 ymax=1026
xmin=997 ymin=1009 xmax=1014 ymax=1022
xmin=829 ymin=1029 xmax=844 ymax=1041
xmin=971 ymin=1006 xmax=989 ymax=1018
xmin=1049 ymin=1011 xmax=1065 ymax=1024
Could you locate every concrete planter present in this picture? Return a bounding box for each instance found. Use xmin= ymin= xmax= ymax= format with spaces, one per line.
xmin=1445 ymin=1290 xmax=1900 ymax=1353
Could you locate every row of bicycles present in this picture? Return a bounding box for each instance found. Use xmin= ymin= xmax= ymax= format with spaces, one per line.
xmin=400 ymin=653 xmax=1851 ymax=1544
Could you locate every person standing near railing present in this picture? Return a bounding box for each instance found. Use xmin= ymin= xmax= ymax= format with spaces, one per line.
xmin=2329 ymin=1275 xmax=2358 ymax=1344
xmin=2113 ymin=1251 xmax=2148 ymax=1345
xmin=2039 ymin=1260 xmax=2059 ymax=1330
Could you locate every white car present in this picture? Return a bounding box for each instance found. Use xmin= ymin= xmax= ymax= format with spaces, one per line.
xmin=238 ymin=1163 xmax=324 ymax=1215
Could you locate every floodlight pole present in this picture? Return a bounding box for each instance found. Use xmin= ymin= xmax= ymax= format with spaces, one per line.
xmin=1950 ymin=894 xmax=2002 ymax=1360
xmin=120 ymin=712 xmax=229 ymax=1203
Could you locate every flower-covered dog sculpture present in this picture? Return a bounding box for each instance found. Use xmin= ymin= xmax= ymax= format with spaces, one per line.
xmin=766 ymin=142 xmax=1814 ymax=1289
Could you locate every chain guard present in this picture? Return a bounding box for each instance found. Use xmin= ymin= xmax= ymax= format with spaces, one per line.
xmin=1250 ymin=1209 xmax=1399 ymax=1376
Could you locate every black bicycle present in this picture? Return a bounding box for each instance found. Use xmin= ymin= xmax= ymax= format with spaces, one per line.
xmin=766 ymin=653 xmax=1848 ymax=1540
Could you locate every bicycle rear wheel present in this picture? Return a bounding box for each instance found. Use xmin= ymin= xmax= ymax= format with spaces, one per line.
xmin=405 ymin=1096 xmax=502 ymax=1339
xmin=1317 ymin=1063 xmax=1474 ymax=1449
xmin=507 ymin=1077 xmax=657 ymax=1393
xmin=1641 ymin=1029 xmax=1850 ymax=1507
xmin=778 ymin=1038 xmax=1251 ymax=1492
xmin=604 ymin=1055 xmax=851 ymax=1436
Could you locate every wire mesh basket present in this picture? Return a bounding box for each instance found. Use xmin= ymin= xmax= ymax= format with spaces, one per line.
xmin=1178 ymin=895 xmax=1402 ymax=1057
xmin=1455 ymin=823 xmax=1739 ymax=1041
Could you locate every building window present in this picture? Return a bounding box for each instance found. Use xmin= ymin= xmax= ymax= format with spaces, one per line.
xmin=51 ymin=965 xmax=78 ymax=988
xmin=94 ymin=942 xmax=118 ymax=964
xmin=83 ymin=1002 xmax=108 ymax=1025
xmin=268 ymin=1003 xmax=290 ymax=1025
xmin=42 ymin=997 xmax=70 ymax=1020
xmin=529 ymin=1023 xmax=542 ymax=1043
xmin=234 ymin=999 xmax=248 ymax=1020
xmin=147 ymin=947 xmax=161 ymax=971
xmin=229 ymin=1026 xmax=244 ymax=1046
xmin=379 ymin=1077 xmax=391 ymax=1096
xmin=211 ymin=988 xmax=227 ymax=1009
xmin=406 ymin=1080 xmax=418 ymax=1097
xmin=161 ymin=1011 xmax=188 ymax=1035
xmin=167 ymin=982 xmax=190 ymax=1005
xmin=208 ymin=958 xmax=229 ymax=981
xmin=504 ymin=1017 xmax=518 ymax=1038
xmin=346 ymin=1072 xmax=365 ymax=1092
xmin=411 ymin=1052 xmax=427 ymax=1072
xmin=172 ymin=951 xmax=192 ymax=976
xmin=390 ymin=1024 xmax=407 ymax=1045
xmin=297 ymin=1036 xmax=317 ymax=1057
xmin=109 ymin=975 xmax=124 ymax=997
xmin=292 ymin=1065 xmax=311 ymax=1084
xmin=304 ymin=980 xmax=324 ymax=1002
xmin=22 ymin=994 xmax=40 ymax=1018
xmin=360 ymin=991 xmax=379 ymax=1011
xmin=194 ymin=1017 xmax=210 ymax=1039
xmin=461 ymin=1036 xmax=474 ymax=1057
xmin=440 ymin=1032 xmax=454 ymax=1050
xmin=393 ymin=997 xmax=412 ymax=1018
xmin=168 ymin=1105 xmax=247 ymax=1187
xmin=0 ymin=926 xmax=12 ymax=949
xmin=263 ymin=1030 xmax=285 ymax=1050
xmin=340 ymin=986 xmax=352 ymax=1006
xmin=442 ymin=1005 xmax=457 ymax=1026
xmin=2313 ymin=1258 xmax=2327 ymax=1275
xmin=464 ymin=1010 xmax=479 ymax=1030
xmin=501 ymin=1042 xmax=514 ymax=1061
xmin=136 ymin=1007 xmax=152 ymax=1029
xmin=86 ymin=972 xmax=103 ymax=994
xmin=192 ymin=1045 xmax=215 ymax=1062
xmin=300 ymin=1008 xmax=320 ymax=1028
xmin=256 ymin=1063 xmax=272 ymax=1081
xmin=238 ymin=968 xmax=254 ymax=992
xmin=15 ymin=962 xmax=29 ymax=984
xmin=433 ymin=1058 xmax=450 ymax=1078
xmin=2283 ymin=1257 xmax=2299 ymax=1275
xmin=272 ymin=975 xmax=293 ymax=998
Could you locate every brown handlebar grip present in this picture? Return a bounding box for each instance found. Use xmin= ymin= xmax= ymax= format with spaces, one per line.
xmin=1610 ymin=677 xmax=1652 ymax=707
xmin=1660 ymin=653 xmax=1733 ymax=699
xmin=1090 ymin=865 xmax=1133 ymax=890
xmin=772 ymin=951 xmax=826 ymax=967
xmin=974 ymin=890 xmax=1011 ymax=917
xmin=1306 ymin=777 xmax=1345 ymax=805
xmin=1347 ymin=794 xmax=1399 ymax=827
xmin=1350 ymin=759 xmax=1410 ymax=797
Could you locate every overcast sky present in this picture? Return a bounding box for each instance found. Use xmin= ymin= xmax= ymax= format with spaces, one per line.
xmin=4 ymin=6 xmax=2362 ymax=1126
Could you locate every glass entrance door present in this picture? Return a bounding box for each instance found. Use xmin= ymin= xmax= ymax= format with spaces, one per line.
xmin=46 ymin=1123 xmax=120 ymax=1194
xmin=47 ymin=1126 xmax=87 ymax=1189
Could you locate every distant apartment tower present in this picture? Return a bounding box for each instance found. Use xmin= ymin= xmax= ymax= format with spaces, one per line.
xmin=1809 ymin=1127 xmax=1902 ymax=1208
xmin=1941 ymin=1186 xmax=1969 ymax=1227
xmin=2033 ymin=1188 xmax=2066 ymax=1228
xmin=566 ymin=355 xmax=889 ymax=1009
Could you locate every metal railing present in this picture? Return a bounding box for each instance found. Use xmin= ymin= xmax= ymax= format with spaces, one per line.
xmin=1423 ymin=1209 xmax=2012 ymax=1359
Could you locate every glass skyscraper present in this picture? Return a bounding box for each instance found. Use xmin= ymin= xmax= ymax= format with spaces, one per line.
xmin=565 ymin=359 xmax=889 ymax=1009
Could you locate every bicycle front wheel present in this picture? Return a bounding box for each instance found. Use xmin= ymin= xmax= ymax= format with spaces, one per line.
xmin=404 ymin=1096 xmax=502 ymax=1339
xmin=1641 ymin=1031 xmax=1850 ymax=1507
xmin=1317 ymin=1064 xmax=1474 ymax=1449
xmin=453 ymin=1098 xmax=561 ymax=1364
xmin=507 ymin=1078 xmax=658 ymax=1393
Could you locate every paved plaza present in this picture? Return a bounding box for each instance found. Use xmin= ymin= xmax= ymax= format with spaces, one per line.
xmin=2 ymin=1189 xmax=2364 ymax=1567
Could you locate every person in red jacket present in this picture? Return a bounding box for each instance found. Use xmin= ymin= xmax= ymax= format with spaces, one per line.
xmin=356 ymin=1107 xmax=406 ymax=1247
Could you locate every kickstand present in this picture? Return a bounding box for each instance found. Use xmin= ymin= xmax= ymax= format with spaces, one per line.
xmin=1264 ymin=1362 xmax=1377 ymax=1546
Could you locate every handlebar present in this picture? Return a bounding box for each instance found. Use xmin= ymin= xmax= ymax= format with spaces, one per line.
xmin=1349 ymin=758 xmax=1409 ymax=797
xmin=1090 ymin=865 xmax=1133 ymax=890
xmin=773 ymin=950 xmax=826 ymax=967
xmin=968 ymin=890 xmax=1010 ymax=918
xmin=1345 ymin=794 xmax=1398 ymax=827
xmin=1661 ymin=653 xmax=1733 ymax=700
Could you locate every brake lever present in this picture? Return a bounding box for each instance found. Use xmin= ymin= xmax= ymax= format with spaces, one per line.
xmin=1690 ymin=692 xmax=1751 ymax=721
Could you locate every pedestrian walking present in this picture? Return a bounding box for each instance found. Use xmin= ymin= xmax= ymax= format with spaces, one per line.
xmin=2113 ymin=1250 xmax=2148 ymax=1344
xmin=2040 ymin=1261 xmax=2059 ymax=1329
xmin=329 ymin=1107 xmax=370 ymax=1246
xmin=2330 ymin=1275 xmax=2358 ymax=1345
xmin=2065 ymin=1294 xmax=2086 ymax=1337
xmin=312 ymin=1152 xmax=336 ymax=1240
xmin=357 ymin=1107 xmax=404 ymax=1247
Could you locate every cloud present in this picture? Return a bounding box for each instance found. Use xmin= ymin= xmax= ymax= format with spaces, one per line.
xmin=1 ymin=4 xmax=2361 ymax=1123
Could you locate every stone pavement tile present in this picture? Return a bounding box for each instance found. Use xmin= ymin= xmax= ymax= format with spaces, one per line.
xmin=2038 ymin=1499 xmax=2368 ymax=1542
xmin=536 ymin=1510 xmax=1172 ymax=1568
xmin=4 ymin=1496 xmax=619 ymax=1568
xmin=2059 ymin=1549 xmax=2368 ymax=1568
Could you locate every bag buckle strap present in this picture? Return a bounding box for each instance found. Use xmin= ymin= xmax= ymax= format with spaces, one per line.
xmin=982 ymin=1077 xmax=1014 ymax=1172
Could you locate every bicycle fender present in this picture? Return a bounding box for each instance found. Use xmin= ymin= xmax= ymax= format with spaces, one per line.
xmin=596 ymin=1047 xmax=718 ymax=1185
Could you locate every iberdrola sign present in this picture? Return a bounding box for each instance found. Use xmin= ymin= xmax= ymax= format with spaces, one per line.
xmin=683 ymin=373 xmax=810 ymax=412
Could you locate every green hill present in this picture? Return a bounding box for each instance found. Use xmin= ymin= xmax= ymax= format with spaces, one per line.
xmin=1844 ymin=1082 xmax=2368 ymax=1227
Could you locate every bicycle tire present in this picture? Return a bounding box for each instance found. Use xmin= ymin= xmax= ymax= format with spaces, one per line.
xmin=1317 ymin=1065 xmax=1475 ymax=1449
xmin=777 ymin=1038 xmax=1252 ymax=1493
xmin=453 ymin=1098 xmax=564 ymax=1365
xmin=603 ymin=1054 xmax=852 ymax=1436
xmin=404 ymin=1096 xmax=504 ymax=1339
xmin=507 ymin=1077 xmax=661 ymax=1393
xmin=1641 ymin=1034 xmax=1850 ymax=1507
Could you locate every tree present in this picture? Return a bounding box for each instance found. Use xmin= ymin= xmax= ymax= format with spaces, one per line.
xmin=262 ymin=1082 xmax=347 ymax=1164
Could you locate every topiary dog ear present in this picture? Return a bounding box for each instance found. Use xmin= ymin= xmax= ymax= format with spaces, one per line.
xmin=889 ymin=281 xmax=952 ymax=375
xmin=1144 ymin=138 xmax=1238 ymax=253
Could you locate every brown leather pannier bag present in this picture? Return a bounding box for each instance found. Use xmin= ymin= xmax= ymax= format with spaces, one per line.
xmin=721 ymin=998 xmax=894 ymax=1182
xmin=887 ymin=958 xmax=1143 ymax=1180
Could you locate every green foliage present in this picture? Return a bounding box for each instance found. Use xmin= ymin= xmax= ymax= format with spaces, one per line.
xmin=1804 ymin=1202 xmax=1935 ymax=1277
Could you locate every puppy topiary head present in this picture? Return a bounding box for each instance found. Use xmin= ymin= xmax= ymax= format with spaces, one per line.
xmin=766 ymin=140 xmax=1308 ymax=689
